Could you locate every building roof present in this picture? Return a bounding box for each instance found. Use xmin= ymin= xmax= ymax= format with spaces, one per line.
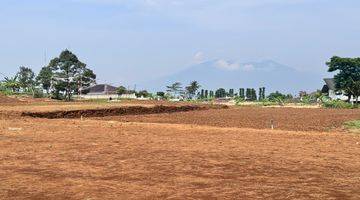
xmin=82 ymin=84 xmax=117 ymax=95
xmin=323 ymin=78 xmax=336 ymax=90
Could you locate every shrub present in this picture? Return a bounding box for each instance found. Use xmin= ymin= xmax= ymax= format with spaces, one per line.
xmin=235 ymin=96 xmax=245 ymax=105
xmin=267 ymin=91 xmax=292 ymax=102
xmin=322 ymin=100 xmax=355 ymax=109
xmin=261 ymin=100 xmax=278 ymax=106
xmin=33 ymin=89 xmax=45 ymax=98
xmin=260 ymin=98 xmax=285 ymax=106
xmin=0 ymin=90 xmax=14 ymax=96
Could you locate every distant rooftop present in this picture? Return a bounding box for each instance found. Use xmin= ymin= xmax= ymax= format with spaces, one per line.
xmin=82 ymin=84 xmax=117 ymax=95
xmin=323 ymin=78 xmax=335 ymax=90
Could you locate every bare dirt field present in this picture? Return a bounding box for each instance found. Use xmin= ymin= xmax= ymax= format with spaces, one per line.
xmin=1 ymin=100 xmax=360 ymax=199
xmin=101 ymin=106 xmax=360 ymax=132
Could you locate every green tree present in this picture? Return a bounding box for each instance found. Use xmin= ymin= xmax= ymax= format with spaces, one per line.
xmin=348 ymin=78 xmax=360 ymax=103
xmin=76 ymin=67 xmax=96 ymax=95
xmin=48 ymin=50 xmax=96 ymax=101
xmin=327 ymin=56 xmax=360 ymax=102
xmin=251 ymin=88 xmax=257 ymax=101
xmin=259 ymin=88 xmax=262 ymax=100
xmin=17 ymin=66 xmax=35 ymax=93
xmin=136 ymin=90 xmax=150 ymax=98
xmin=259 ymin=87 xmax=266 ymax=100
xmin=3 ymin=75 xmax=20 ymax=92
xmin=262 ymin=87 xmax=266 ymax=100
xmin=36 ymin=66 xmax=53 ymax=94
xmin=185 ymin=81 xmax=201 ymax=99
xmin=229 ymin=89 xmax=234 ymax=97
xmin=166 ymin=82 xmax=182 ymax=98
xmin=268 ymin=91 xmax=288 ymax=101
xmin=239 ymin=88 xmax=245 ymax=99
xmin=215 ymin=88 xmax=226 ymax=98
xmin=209 ymin=90 xmax=214 ymax=98
xmin=117 ymin=86 xmax=127 ymax=95
xmin=156 ymin=91 xmax=165 ymax=98
xmin=204 ymin=90 xmax=208 ymax=99
xmin=200 ymin=89 xmax=205 ymax=99
xmin=245 ymin=88 xmax=251 ymax=100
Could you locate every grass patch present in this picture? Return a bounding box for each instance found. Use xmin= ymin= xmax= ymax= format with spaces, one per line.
xmin=322 ymin=100 xmax=355 ymax=109
xmin=344 ymin=120 xmax=360 ymax=133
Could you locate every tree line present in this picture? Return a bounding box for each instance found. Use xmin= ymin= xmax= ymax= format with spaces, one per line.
xmin=0 ymin=50 xmax=96 ymax=101
xmin=163 ymin=81 xmax=272 ymax=101
xmin=2 ymin=53 xmax=356 ymax=103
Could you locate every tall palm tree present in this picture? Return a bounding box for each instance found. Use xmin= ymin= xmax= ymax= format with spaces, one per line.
xmin=166 ymin=82 xmax=183 ymax=98
xmin=185 ymin=81 xmax=201 ymax=99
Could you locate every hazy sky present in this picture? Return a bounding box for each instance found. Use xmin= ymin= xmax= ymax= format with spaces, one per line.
xmin=1 ymin=0 xmax=359 ymax=87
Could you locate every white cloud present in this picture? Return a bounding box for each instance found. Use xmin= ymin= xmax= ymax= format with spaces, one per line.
xmin=193 ymin=51 xmax=205 ymax=64
xmin=215 ymin=59 xmax=240 ymax=71
xmin=242 ymin=64 xmax=255 ymax=71
xmin=215 ymin=60 xmax=256 ymax=71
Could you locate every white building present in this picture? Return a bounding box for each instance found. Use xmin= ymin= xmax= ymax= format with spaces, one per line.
xmin=323 ymin=78 xmax=356 ymax=102
xmin=78 ymin=84 xmax=140 ymax=100
xmin=79 ymin=84 xmax=119 ymax=99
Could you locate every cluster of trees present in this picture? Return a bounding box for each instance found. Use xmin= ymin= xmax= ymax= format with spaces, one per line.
xmin=0 ymin=50 xmax=97 ymax=101
xmin=1 ymin=66 xmax=42 ymax=97
xmin=163 ymin=81 xmax=268 ymax=101
xmin=116 ymin=86 xmax=150 ymax=98
xmin=259 ymin=87 xmax=266 ymax=100
xmin=214 ymin=88 xmax=263 ymax=101
xmin=165 ymin=81 xmax=217 ymax=100
xmin=166 ymin=81 xmax=202 ymax=99
xmin=327 ymin=56 xmax=360 ymax=103
xmin=267 ymin=91 xmax=293 ymax=102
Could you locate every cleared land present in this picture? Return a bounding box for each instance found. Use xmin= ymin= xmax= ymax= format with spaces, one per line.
xmin=1 ymin=99 xmax=360 ymax=199
xmin=100 ymin=107 xmax=360 ymax=132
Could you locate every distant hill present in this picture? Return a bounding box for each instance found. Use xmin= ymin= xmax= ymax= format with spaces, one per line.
xmin=143 ymin=59 xmax=326 ymax=95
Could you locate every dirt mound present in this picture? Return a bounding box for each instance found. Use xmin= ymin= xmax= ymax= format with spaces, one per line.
xmin=21 ymin=105 xmax=228 ymax=119
xmin=0 ymin=94 xmax=20 ymax=104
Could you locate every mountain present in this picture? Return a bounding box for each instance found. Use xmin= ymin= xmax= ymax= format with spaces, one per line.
xmin=142 ymin=59 xmax=326 ymax=94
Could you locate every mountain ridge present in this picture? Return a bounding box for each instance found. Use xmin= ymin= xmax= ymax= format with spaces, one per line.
xmin=141 ymin=59 xmax=326 ymax=94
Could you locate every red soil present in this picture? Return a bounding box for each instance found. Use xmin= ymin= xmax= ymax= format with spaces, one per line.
xmin=1 ymin=102 xmax=360 ymax=199
xmin=21 ymin=105 xmax=228 ymax=119
xmin=0 ymin=94 xmax=19 ymax=104
xmin=0 ymin=119 xmax=359 ymax=199
xmin=101 ymin=106 xmax=360 ymax=132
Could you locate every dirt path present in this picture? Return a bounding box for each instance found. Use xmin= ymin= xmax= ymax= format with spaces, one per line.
xmin=0 ymin=118 xmax=360 ymax=199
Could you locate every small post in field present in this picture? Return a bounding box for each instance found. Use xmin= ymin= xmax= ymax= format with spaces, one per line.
xmin=270 ymin=119 xmax=274 ymax=130
xmin=81 ymin=115 xmax=83 ymax=121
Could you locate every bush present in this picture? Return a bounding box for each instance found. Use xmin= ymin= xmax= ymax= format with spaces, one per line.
xmin=235 ymin=96 xmax=245 ymax=105
xmin=0 ymin=90 xmax=14 ymax=96
xmin=33 ymin=89 xmax=45 ymax=98
xmin=261 ymin=99 xmax=280 ymax=106
xmin=322 ymin=100 xmax=355 ymax=109
xmin=267 ymin=91 xmax=292 ymax=103
xmin=300 ymin=95 xmax=315 ymax=104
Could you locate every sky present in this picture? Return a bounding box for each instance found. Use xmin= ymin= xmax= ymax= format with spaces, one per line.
xmin=0 ymin=0 xmax=360 ymax=88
